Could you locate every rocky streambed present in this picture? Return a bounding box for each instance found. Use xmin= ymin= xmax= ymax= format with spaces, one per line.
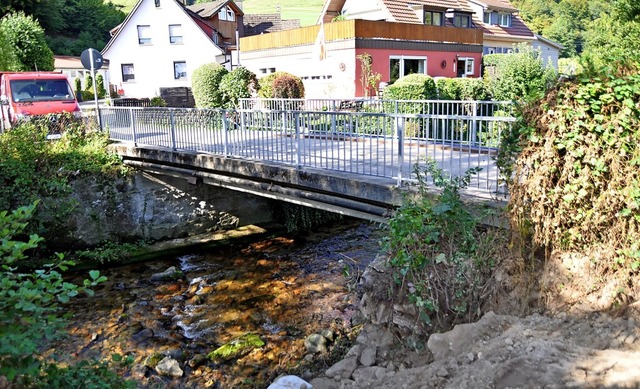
xmin=51 ymin=221 xmax=383 ymax=388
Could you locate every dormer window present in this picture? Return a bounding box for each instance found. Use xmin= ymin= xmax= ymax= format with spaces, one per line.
xmin=483 ymin=11 xmax=511 ymax=27
xmin=424 ymin=10 xmax=443 ymax=26
xmin=218 ymin=5 xmax=235 ymax=21
xmin=453 ymin=14 xmax=471 ymax=28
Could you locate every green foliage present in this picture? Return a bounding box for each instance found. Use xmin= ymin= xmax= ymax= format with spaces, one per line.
xmin=0 ymin=204 xmax=121 ymax=386
xmin=149 ymin=96 xmax=167 ymax=107
xmin=0 ymin=119 xmax=127 ymax=245
xmin=382 ymin=160 xmax=498 ymax=332
xmin=0 ymin=12 xmax=53 ymax=71
xmin=219 ymin=66 xmax=258 ymax=108
xmin=96 ymin=74 xmax=107 ymax=99
xmin=581 ymin=14 xmax=640 ymax=70
xmin=483 ymin=44 xmax=557 ymax=102
xmin=74 ymin=77 xmax=82 ymax=99
xmin=356 ymin=52 xmax=382 ymax=97
xmin=74 ymin=241 xmax=146 ymax=266
xmin=258 ymin=71 xmax=305 ymax=99
xmin=42 ymin=359 xmax=136 ymax=389
xmin=0 ymin=28 xmax=18 ymax=71
xmin=84 ymin=73 xmax=93 ymax=92
xmin=207 ymin=333 xmax=265 ymax=363
xmin=507 ymin=64 xmax=640 ymax=271
xmin=436 ymin=78 xmax=489 ymax=100
xmin=512 ymin=0 xmax=610 ymax=58
xmin=191 ymin=62 xmax=229 ymax=108
xmin=385 ymin=74 xmax=437 ymax=102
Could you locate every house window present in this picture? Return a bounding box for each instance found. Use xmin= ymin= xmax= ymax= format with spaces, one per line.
xmin=499 ymin=13 xmax=511 ymax=27
xmin=389 ymin=56 xmax=427 ymax=83
xmin=122 ymin=63 xmax=135 ymax=82
xmin=154 ymin=0 xmax=160 ymax=7
xmin=453 ymin=14 xmax=471 ymax=28
xmin=218 ymin=5 xmax=234 ymax=21
xmin=137 ymin=25 xmax=151 ymax=45
xmin=169 ymin=24 xmax=183 ymax=44
xmin=174 ymin=61 xmax=187 ymax=79
xmin=465 ymin=58 xmax=475 ymax=75
xmin=424 ymin=10 xmax=443 ymax=26
xmin=483 ymin=11 xmax=511 ymax=27
xmin=456 ymin=57 xmax=475 ymax=77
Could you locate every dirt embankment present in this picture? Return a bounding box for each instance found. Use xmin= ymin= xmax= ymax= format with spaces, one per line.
xmin=308 ymin=249 xmax=640 ymax=389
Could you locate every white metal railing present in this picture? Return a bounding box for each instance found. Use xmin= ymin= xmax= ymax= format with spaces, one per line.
xmin=96 ymin=100 xmax=515 ymax=193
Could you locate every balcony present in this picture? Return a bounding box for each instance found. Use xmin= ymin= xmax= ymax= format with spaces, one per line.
xmin=240 ymin=19 xmax=484 ymax=52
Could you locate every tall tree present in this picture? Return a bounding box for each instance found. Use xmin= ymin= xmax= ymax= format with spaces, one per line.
xmin=0 ymin=29 xmax=18 ymax=71
xmin=0 ymin=12 xmax=54 ymax=71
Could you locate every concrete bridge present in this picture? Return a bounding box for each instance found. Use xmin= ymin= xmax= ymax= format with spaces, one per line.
xmin=101 ymin=99 xmax=512 ymax=222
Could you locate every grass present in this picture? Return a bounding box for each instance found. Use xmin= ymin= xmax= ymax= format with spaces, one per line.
xmin=112 ymin=0 xmax=324 ymax=26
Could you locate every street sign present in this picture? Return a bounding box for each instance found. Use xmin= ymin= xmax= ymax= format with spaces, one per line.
xmin=80 ymin=48 xmax=103 ymax=71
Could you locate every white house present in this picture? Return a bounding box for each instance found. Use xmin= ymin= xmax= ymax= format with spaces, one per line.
xmin=102 ymin=0 xmax=243 ymax=99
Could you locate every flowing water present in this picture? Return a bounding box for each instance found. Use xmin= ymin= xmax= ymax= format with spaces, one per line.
xmin=52 ymin=221 xmax=384 ymax=388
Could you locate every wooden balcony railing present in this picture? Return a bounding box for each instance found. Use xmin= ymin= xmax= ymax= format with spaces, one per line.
xmin=239 ymin=19 xmax=483 ymax=52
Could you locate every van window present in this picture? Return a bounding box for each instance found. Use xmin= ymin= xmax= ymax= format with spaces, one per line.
xmin=11 ymin=79 xmax=74 ymax=102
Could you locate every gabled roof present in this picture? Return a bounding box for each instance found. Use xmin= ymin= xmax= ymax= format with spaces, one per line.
xmin=102 ymin=0 xmax=227 ymax=54
xmin=473 ymin=12 xmax=533 ymax=40
xmin=467 ymin=0 xmax=517 ymax=13
xmin=319 ymin=0 xmax=476 ymax=24
xmin=186 ymin=0 xmax=243 ymax=18
xmin=385 ymin=0 xmax=474 ymax=24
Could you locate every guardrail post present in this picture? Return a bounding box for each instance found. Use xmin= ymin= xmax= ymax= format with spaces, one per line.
xmin=471 ymin=101 xmax=478 ymax=147
xmin=295 ymin=112 xmax=301 ymax=168
xmin=170 ymin=109 xmax=177 ymax=151
xmin=222 ymin=110 xmax=229 ymax=156
xmin=396 ymin=116 xmax=404 ymax=186
xmin=130 ymin=108 xmax=138 ymax=146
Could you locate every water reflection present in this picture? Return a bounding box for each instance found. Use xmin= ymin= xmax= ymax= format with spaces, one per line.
xmin=57 ymin=221 xmax=382 ymax=388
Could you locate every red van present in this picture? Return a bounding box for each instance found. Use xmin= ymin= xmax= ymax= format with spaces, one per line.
xmin=0 ymin=72 xmax=82 ymax=137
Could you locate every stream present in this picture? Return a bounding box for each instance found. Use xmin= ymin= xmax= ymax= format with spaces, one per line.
xmin=50 ymin=220 xmax=384 ymax=388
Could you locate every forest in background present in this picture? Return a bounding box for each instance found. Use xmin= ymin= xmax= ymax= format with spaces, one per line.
xmin=0 ymin=0 xmax=638 ymax=62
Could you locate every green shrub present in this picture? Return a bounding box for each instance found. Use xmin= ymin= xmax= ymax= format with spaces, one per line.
xmin=96 ymin=74 xmax=107 ymax=99
xmin=483 ymin=44 xmax=557 ymax=102
xmin=382 ymin=160 xmax=499 ymax=333
xmin=0 ymin=204 xmax=120 ymax=386
xmin=272 ymin=73 xmax=305 ymax=98
xmin=258 ymin=71 xmax=304 ymax=98
xmin=74 ymin=77 xmax=82 ymax=100
xmin=150 ymin=96 xmax=167 ymax=107
xmin=506 ymin=63 xmax=640 ymax=272
xmin=191 ymin=62 xmax=228 ymax=108
xmin=385 ymin=74 xmax=437 ymax=101
xmin=0 ymin=120 xmax=126 ymax=244
xmin=436 ymin=78 xmax=489 ymax=100
xmin=219 ymin=66 xmax=258 ymax=108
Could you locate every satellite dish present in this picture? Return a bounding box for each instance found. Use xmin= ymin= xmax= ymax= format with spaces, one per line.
xmin=81 ymin=48 xmax=104 ymax=71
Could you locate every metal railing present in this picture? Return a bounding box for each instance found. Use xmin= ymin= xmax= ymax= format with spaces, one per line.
xmin=96 ymin=99 xmax=515 ymax=194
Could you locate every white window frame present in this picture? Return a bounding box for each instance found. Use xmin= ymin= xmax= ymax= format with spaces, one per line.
xmin=463 ymin=58 xmax=475 ymax=76
xmin=219 ymin=6 xmax=235 ymax=21
xmin=169 ymin=24 xmax=183 ymax=44
xmin=389 ymin=55 xmax=428 ymax=83
xmin=499 ymin=13 xmax=511 ymax=27
xmin=122 ymin=63 xmax=135 ymax=82
xmin=174 ymin=61 xmax=187 ymax=80
xmin=137 ymin=25 xmax=151 ymax=45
